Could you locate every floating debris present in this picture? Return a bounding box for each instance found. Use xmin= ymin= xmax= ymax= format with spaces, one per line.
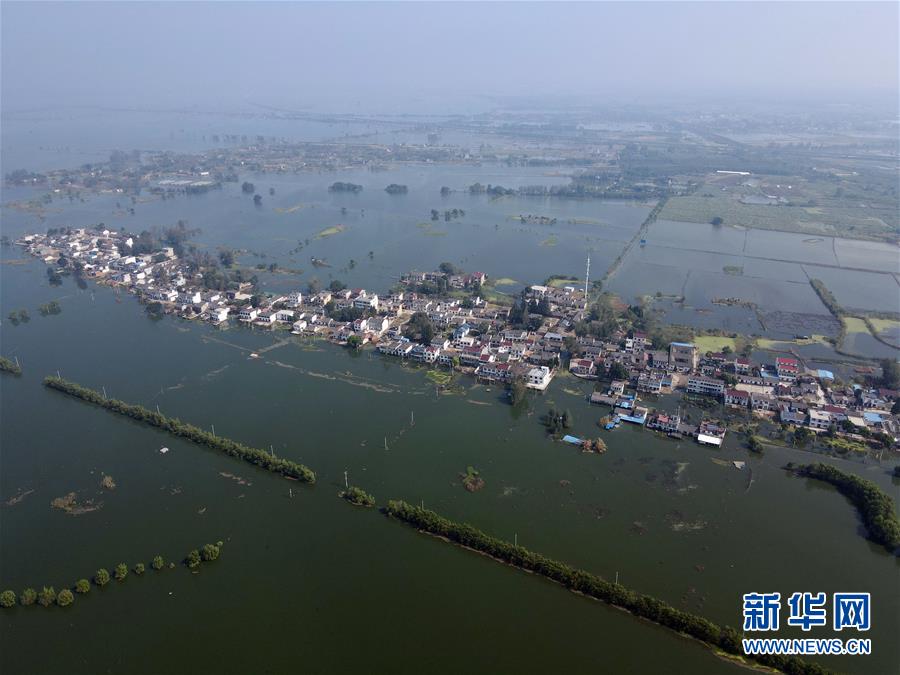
xmin=665 ymin=508 xmax=707 ymax=532
xmin=219 ymin=471 xmax=252 ymax=486
xmin=5 ymin=488 xmax=35 ymax=506
xmin=100 ymin=474 xmax=116 ymax=490
xmin=159 ymin=447 xmax=170 ymax=454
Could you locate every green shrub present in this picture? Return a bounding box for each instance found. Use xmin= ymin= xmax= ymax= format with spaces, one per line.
xmin=37 ymin=586 xmax=56 ymax=607
xmin=200 ymin=544 xmax=220 ymax=562
xmin=186 ymin=550 xmax=201 ymax=569
xmin=57 ymin=589 xmax=74 ymax=607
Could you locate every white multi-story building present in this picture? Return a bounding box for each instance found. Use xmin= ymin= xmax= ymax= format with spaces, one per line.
xmin=525 ymin=366 xmax=553 ymax=391
xmin=687 ymin=375 xmax=725 ymax=397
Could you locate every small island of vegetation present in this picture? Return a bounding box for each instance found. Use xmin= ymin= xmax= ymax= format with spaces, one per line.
xmin=0 ymin=356 xmax=22 ymax=376
xmin=339 ymin=486 xmax=376 ymax=507
xmin=37 ymin=300 xmax=62 ymax=316
xmin=329 ymin=182 xmax=363 ymax=193
xmin=460 ymin=466 xmax=485 ymax=492
xmin=384 ymin=184 xmax=408 ymax=194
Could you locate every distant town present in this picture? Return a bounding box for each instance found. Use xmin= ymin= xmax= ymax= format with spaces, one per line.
xmin=15 ymin=226 xmax=899 ymax=455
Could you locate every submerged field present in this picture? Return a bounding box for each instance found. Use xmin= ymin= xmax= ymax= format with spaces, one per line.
xmin=607 ymin=216 xmax=899 ymax=342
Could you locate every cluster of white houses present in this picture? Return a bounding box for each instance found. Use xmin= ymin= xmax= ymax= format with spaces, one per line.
xmin=571 ymin=333 xmax=898 ymax=446
xmin=16 ymin=230 xmax=897 ymax=449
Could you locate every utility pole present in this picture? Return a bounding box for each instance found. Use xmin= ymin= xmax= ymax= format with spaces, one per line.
xmin=211 ymin=424 xmax=216 ymax=437
xmin=344 ymin=470 xmax=349 ymax=489
xmin=102 ymin=386 xmax=107 ymax=399
xmin=583 ymin=255 xmax=591 ymax=317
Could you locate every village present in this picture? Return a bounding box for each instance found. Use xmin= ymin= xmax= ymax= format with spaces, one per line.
xmin=15 ymin=226 xmax=900 ymax=455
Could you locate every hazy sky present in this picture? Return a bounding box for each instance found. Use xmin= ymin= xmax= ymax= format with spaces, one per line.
xmin=2 ymin=1 xmax=898 ymax=112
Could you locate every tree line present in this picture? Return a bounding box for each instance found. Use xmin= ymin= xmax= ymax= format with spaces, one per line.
xmin=43 ymin=376 xmax=316 ymax=483
xmin=1 ymin=543 xmax=222 ymax=610
xmin=786 ymin=462 xmax=900 ymax=552
xmin=383 ymin=500 xmax=832 ymax=675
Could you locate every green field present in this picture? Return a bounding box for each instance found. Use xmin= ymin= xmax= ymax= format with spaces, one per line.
xmin=841 ymin=316 xmax=869 ymax=335
xmin=547 ymin=276 xmax=580 ymax=288
xmin=755 ymin=335 xmax=830 ymax=350
xmin=659 ymin=194 xmax=897 ymax=242
xmin=692 ymin=335 xmax=736 ymax=353
xmin=867 ymin=317 xmax=900 ymax=334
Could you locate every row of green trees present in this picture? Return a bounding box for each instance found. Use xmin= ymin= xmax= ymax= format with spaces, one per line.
xmin=339 ymin=486 xmax=376 ymax=507
xmin=2 ymin=544 xmax=223 ymax=610
xmin=1 ymin=587 xmax=73 ymax=608
xmin=43 ymin=376 xmax=316 ymax=483
xmin=809 ymin=279 xmax=842 ymax=318
xmin=383 ymin=500 xmax=831 ymax=675
xmin=788 ymin=462 xmax=900 ymax=552
xmin=0 ymin=356 xmax=21 ymax=375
